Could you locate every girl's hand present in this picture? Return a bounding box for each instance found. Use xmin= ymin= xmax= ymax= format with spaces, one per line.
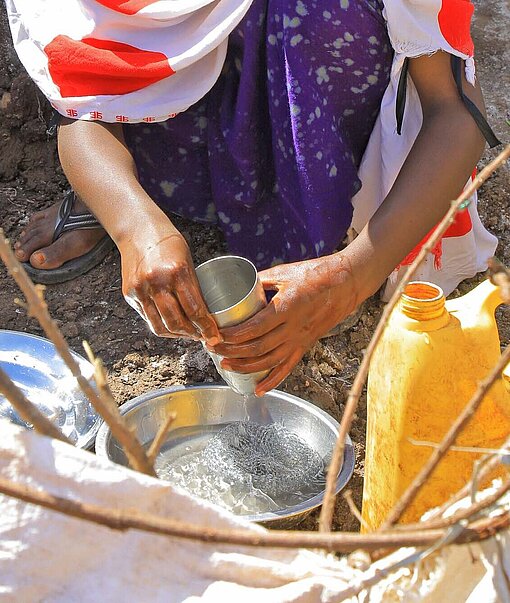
xmin=120 ymin=229 xmax=221 ymax=344
xmin=208 ymin=253 xmax=360 ymax=395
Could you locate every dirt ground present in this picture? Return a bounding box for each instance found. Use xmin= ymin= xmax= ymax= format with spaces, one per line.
xmin=0 ymin=2 xmax=508 ymax=533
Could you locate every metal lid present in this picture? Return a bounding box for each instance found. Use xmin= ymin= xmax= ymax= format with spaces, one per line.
xmin=0 ymin=330 xmax=102 ymax=449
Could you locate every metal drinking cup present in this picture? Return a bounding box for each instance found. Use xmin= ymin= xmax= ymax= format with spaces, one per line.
xmin=195 ymin=255 xmax=268 ymax=395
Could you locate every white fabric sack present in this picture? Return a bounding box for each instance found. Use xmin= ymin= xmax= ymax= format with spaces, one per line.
xmin=0 ymin=420 xmax=509 ymax=602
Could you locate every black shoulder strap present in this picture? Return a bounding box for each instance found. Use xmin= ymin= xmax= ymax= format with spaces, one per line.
xmin=451 ymin=54 xmax=501 ymax=148
xmin=395 ymin=57 xmax=409 ymax=136
xmin=396 ymin=55 xmax=501 ymax=149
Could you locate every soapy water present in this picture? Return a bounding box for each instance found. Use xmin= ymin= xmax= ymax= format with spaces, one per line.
xmin=155 ymin=421 xmax=327 ymax=516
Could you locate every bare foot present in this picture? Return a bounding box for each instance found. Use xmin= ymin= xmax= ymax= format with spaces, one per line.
xmin=14 ymin=196 xmax=106 ymax=270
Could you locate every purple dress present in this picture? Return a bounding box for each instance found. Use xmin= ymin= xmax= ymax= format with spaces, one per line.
xmin=123 ymin=0 xmax=392 ymax=270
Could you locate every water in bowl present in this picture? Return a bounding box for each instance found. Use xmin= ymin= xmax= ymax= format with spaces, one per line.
xmin=155 ymin=421 xmax=327 ymax=516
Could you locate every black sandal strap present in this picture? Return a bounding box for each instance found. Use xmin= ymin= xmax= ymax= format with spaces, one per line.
xmin=451 ymin=55 xmax=501 ymax=149
xmin=52 ymin=190 xmax=102 ymax=243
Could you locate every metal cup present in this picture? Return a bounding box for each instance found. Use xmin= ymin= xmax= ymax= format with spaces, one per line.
xmin=195 ymin=255 xmax=268 ymax=395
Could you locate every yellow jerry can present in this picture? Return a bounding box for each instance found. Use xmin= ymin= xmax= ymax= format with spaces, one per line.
xmin=362 ymin=279 xmax=510 ymax=529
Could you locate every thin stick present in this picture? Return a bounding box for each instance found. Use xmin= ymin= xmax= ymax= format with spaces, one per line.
xmin=82 ymin=341 xmax=119 ymax=414
xmin=0 ymin=475 xmax=508 ymax=553
xmin=343 ymin=489 xmax=369 ymax=530
xmin=0 ymin=367 xmax=71 ymax=444
xmin=147 ymin=412 xmax=177 ymax=465
xmin=489 ymin=257 xmax=510 ymax=304
xmin=408 ymin=438 xmax=510 ymax=456
xmin=393 ymin=475 xmax=510 ymax=533
xmin=0 ymin=232 xmax=155 ymax=477
xmin=319 ymin=144 xmax=510 ymax=533
xmin=335 ymin=522 xmax=466 ymax=600
xmin=381 ymin=343 xmax=510 ymax=528
xmin=427 ymin=433 xmax=510 ymax=519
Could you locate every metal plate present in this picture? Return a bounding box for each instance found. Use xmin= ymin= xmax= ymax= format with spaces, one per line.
xmin=0 ymin=330 xmax=102 ymax=449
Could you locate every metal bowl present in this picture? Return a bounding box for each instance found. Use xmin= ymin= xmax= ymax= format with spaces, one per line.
xmin=0 ymin=330 xmax=102 ymax=449
xmin=95 ymin=385 xmax=355 ymax=528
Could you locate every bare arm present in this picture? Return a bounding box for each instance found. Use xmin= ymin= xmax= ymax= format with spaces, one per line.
xmin=57 ymin=119 xmax=221 ymax=344
xmin=348 ymin=51 xmax=486 ymax=300
xmin=213 ymin=51 xmax=487 ymax=395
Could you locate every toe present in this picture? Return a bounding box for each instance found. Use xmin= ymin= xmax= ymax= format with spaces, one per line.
xmin=29 ymin=229 xmax=105 ymax=270
xmin=16 ymin=226 xmax=54 ymax=262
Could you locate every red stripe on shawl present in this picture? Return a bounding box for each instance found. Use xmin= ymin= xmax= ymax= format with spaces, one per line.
xmin=398 ymin=210 xmax=473 ymax=269
xmin=438 ymin=0 xmax=475 ymax=56
xmin=398 ymin=169 xmax=476 ymax=269
xmin=94 ymin=0 xmax=158 ymax=15
xmin=44 ymin=36 xmax=174 ymax=97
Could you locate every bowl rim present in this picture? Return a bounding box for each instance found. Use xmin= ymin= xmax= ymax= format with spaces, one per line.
xmin=95 ymin=384 xmax=355 ymax=523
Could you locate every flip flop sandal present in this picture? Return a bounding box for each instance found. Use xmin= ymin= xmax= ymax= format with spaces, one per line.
xmin=23 ymin=190 xmax=115 ymax=285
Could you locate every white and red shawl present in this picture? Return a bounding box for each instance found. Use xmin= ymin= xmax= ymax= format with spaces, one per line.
xmin=5 ymin=0 xmax=498 ymax=295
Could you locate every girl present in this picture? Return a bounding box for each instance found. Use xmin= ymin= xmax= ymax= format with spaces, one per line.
xmin=7 ymin=0 xmax=500 ymax=395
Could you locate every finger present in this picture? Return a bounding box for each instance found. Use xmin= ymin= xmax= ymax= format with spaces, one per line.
xmin=153 ymin=289 xmax=200 ymax=338
xmin=209 ymin=324 xmax=286 ymax=359
xmin=258 ymin=269 xmax=280 ymax=291
xmin=173 ymin=276 xmax=221 ymax=344
xmin=220 ymin=343 xmax=289 ymax=374
xmin=220 ymin=302 xmax=284 ymax=344
xmin=124 ymin=294 xmax=145 ymax=319
xmin=140 ymin=299 xmax=179 ymax=338
xmin=254 ymin=350 xmax=304 ymax=397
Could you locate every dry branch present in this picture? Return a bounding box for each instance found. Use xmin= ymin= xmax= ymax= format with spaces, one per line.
xmin=147 ymin=412 xmax=177 ymax=465
xmin=0 ymin=367 xmax=71 ymax=444
xmin=394 ymin=475 xmax=510 ymax=533
xmin=319 ymin=144 xmax=510 ymax=533
xmin=0 ymin=231 xmax=155 ymax=477
xmin=489 ymin=257 xmax=510 ymax=304
xmin=0 ymin=475 xmax=508 ymax=554
xmin=381 ymin=342 xmax=510 ymax=528
xmin=343 ymin=489 xmax=368 ymax=530
xmin=428 ymin=433 xmax=510 ymax=519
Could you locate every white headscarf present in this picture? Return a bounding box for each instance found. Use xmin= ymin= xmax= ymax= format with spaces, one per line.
xmin=6 ymin=0 xmax=252 ymax=123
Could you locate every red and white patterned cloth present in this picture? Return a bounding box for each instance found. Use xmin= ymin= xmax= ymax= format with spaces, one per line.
xmin=6 ymin=0 xmax=252 ymax=123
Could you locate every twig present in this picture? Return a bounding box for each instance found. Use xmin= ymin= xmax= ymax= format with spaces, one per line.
xmin=381 ymin=342 xmax=510 ymax=528
xmin=319 ymin=144 xmax=510 ymax=533
xmin=335 ymin=522 xmax=466 ymax=600
xmin=394 ymin=475 xmax=510 ymax=533
xmin=343 ymin=489 xmax=369 ymax=530
xmin=425 ymin=432 xmax=510 ymax=520
xmin=0 ymin=231 xmax=155 ymax=477
xmin=489 ymin=257 xmax=510 ymax=304
xmin=147 ymin=412 xmax=177 ymax=465
xmin=0 ymin=367 xmax=71 ymax=444
xmin=408 ymin=438 xmax=510 ymax=456
xmin=82 ymin=341 xmax=118 ymax=414
xmin=0 ymin=475 xmax=508 ymax=553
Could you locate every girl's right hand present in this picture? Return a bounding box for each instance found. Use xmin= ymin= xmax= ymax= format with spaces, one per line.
xmin=119 ymin=228 xmax=222 ymax=345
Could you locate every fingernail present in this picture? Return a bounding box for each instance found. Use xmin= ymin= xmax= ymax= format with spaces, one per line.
xmin=33 ymin=252 xmax=45 ymax=265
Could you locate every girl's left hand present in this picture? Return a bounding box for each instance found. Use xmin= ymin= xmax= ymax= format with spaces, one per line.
xmin=207 ymin=253 xmax=360 ymax=396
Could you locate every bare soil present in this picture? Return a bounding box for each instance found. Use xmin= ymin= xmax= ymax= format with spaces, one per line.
xmin=0 ymin=1 xmax=508 ymax=532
